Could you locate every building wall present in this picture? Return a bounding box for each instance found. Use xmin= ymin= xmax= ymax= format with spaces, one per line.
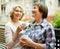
xmin=56 ymin=0 xmax=60 ymax=12
xmin=6 ymin=0 xmax=33 ymax=16
xmin=0 ymin=0 xmax=1 ymax=14
xmin=45 ymin=0 xmax=56 ymax=16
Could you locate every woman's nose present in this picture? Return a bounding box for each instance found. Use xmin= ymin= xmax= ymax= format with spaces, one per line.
xmin=32 ymin=9 xmax=36 ymax=13
xmin=32 ymin=9 xmax=34 ymax=12
xmin=17 ymin=11 xmax=21 ymax=14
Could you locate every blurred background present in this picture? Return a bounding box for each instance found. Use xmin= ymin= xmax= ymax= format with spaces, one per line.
xmin=0 ymin=0 xmax=60 ymax=49
xmin=0 ymin=0 xmax=60 ymax=25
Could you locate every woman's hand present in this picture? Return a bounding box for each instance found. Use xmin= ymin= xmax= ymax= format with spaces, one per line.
xmin=19 ymin=35 xmax=34 ymax=47
xmin=16 ymin=25 xmax=22 ymax=33
xmin=12 ymin=25 xmax=22 ymax=42
xmin=16 ymin=25 xmax=27 ymax=33
xmin=19 ymin=35 xmax=44 ymax=49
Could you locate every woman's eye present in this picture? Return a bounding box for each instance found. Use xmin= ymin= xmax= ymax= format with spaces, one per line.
xmin=15 ymin=10 xmax=19 ymax=12
xmin=20 ymin=11 xmax=22 ymax=13
xmin=33 ymin=6 xmax=36 ymax=9
xmin=34 ymin=7 xmax=36 ymax=9
xmin=15 ymin=10 xmax=22 ymax=13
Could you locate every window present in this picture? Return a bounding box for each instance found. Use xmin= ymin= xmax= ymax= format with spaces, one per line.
xmin=33 ymin=0 xmax=39 ymax=3
xmin=58 ymin=0 xmax=60 ymax=6
xmin=40 ymin=0 xmax=45 ymax=4
xmin=33 ymin=0 xmax=45 ymax=4
xmin=1 ymin=0 xmax=5 ymax=3
xmin=1 ymin=4 xmax=6 ymax=14
xmin=1 ymin=0 xmax=6 ymax=14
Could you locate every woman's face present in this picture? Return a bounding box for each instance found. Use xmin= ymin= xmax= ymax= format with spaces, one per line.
xmin=32 ymin=5 xmax=42 ymax=20
xmin=13 ymin=7 xmax=23 ymax=20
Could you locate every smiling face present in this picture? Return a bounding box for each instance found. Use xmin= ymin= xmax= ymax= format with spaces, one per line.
xmin=32 ymin=5 xmax=43 ymax=21
xmin=32 ymin=3 xmax=48 ymax=21
xmin=13 ymin=7 xmax=23 ymax=20
xmin=10 ymin=6 xmax=24 ymax=21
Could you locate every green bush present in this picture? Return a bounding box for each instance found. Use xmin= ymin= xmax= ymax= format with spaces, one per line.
xmin=50 ymin=12 xmax=60 ymax=28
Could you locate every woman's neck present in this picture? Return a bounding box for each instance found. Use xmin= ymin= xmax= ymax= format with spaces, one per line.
xmin=12 ymin=19 xmax=19 ymax=23
xmin=34 ymin=19 xmax=42 ymax=25
xmin=11 ymin=19 xmax=20 ymax=26
xmin=35 ymin=18 xmax=42 ymax=24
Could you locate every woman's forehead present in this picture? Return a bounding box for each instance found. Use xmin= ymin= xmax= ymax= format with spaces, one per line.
xmin=14 ymin=7 xmax=21 ymax=10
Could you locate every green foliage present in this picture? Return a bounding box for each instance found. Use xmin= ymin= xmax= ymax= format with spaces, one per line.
xmin=51 ymin=12 xmax=60 ymax=28
xmin=28 ymin=17 xmax=35 ymax=23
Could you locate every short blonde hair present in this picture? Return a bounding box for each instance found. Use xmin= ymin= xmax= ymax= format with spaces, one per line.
xmin=10 ymin=5 xmax=24 ymax=20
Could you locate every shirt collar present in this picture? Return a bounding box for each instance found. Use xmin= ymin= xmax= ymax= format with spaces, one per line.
xmin=29 ymin=19 xmax=47 ymax=27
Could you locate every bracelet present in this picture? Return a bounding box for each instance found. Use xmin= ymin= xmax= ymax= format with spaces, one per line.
xmin=35 ymin=44 xmax=38 ymax=49
xmin=35 ymin=46 xmax=37 ymax=49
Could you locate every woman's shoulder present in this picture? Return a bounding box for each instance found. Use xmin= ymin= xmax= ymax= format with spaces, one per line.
xmin=42 ymin=19 xmax=53 ymax=28
xmin=5 ymin=22 xmax=12 ymax=27
xmin=45 ymin=20 xmax=54 ymax=28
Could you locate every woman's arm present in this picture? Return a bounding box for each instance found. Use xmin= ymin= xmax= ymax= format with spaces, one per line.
xmin=43 ymin=27 xmax=56 ymax=49
xmin=20 ymin=27 xmax=56 ymax=49
xmin=5 ymin=25 xmax=22 ymax=49
xmin=33 ymin=27 xmax=56 ymax=49
xmin=20 ymin=35 xmax=44 ymax=49
xmin=12 ymin=25 xmax=22 ymax=42
xmin=5 ymin=25 xmax=14 ymax=49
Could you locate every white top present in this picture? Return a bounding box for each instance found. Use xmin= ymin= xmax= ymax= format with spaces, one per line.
xmin=5 ymin=21 xmax=29 ymax=49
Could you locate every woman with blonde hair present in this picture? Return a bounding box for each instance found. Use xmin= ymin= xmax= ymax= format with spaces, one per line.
xmin=5 ymin=5 xmax=28 ymax=49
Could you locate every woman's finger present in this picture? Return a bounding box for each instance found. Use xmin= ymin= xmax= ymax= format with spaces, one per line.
xmin=20 ymin=40 xmax=26 ymax=46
